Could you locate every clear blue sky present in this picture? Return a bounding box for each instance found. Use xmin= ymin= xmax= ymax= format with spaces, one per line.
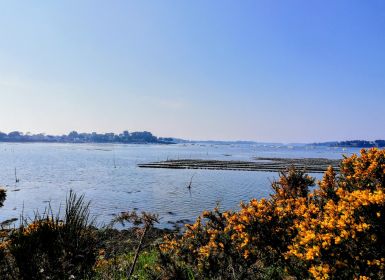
xmin=1 ymin=1 xmax=384 ymax=142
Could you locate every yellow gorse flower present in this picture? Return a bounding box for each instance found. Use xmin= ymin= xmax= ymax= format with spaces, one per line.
xmin=160 ymin=148 xmax=385 ymax=279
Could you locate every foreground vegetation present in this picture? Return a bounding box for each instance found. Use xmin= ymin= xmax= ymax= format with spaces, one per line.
xmin=1 ymin=148 xmax=385 ymax=279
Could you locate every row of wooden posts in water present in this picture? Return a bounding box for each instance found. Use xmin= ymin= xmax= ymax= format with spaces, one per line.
xmin=138 ymin=157 xmax=341 ymax=173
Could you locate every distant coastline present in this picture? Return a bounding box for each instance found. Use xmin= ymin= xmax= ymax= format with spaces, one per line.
xmin=312 ymin=140 xmax=385 ymax=148
xmin=1 ymin=131 xmax=384 ymax=148
xmin=0 ymin=130 xmax=175 ymax=144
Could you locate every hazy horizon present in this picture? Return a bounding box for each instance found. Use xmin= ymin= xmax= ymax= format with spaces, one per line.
xmin=1 ymin=128 xmax=384 ymax=144
xmin=1 ymin=1 xmax=385 ymax=142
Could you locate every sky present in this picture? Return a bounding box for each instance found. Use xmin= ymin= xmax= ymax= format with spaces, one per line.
xmin=0 ymin=1 xmax=384 ymax=143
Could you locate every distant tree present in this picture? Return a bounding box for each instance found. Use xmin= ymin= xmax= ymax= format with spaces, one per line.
xmin=0 ymin=130 xmax=164 ymax=144
xmin=120 ymin=130 xmax=131 ymax=142
xmin=8 ymin=131 xmax=22 ymax=138
xmin=131 ymin=131 xmax=157 ymax=142
xmin=68 ymin=131 xmax=79 ymax=139
xmin=375 ymin=140 xmax=385 ymax=147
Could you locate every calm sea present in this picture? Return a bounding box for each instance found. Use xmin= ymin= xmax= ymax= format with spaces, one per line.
xmin=0 ymin=143 xmax=360 ymax=228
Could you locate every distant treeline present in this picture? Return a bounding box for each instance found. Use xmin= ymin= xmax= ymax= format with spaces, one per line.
xmin=0 ymin=131 xmax=175 ymax=144
xmin=314 ymin=140 xmax=385 ymax=148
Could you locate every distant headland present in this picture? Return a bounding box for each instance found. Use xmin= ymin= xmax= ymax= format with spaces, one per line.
xmin=312 ymin=140 xmax=385 ymax=148
xmin=0 ymin=131 xmax=175 ymax=144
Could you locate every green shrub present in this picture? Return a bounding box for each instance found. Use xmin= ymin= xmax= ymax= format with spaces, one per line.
xmin=93 ymin=248 xmax=159 ymax=280
xmin=8 ymin=190 xmax=98 ymax=279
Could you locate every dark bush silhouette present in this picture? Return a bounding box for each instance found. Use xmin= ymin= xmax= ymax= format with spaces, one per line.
xmin=8 ymin=191 xmax=98 ymax=279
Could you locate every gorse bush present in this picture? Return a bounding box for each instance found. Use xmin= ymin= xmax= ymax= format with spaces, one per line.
xmin=158 ymin=148 xmax=385 ymax=279
xmin=288 ymin=149 xmax=385 ymax=279
xmin=4 ymin=190 xmax=98 ymax=279
xmin=2 ymin=149 xmax=385 ymax=279
xmin=157 ymin=168 xmax=308 ymax=280
xmin=0 ymin=189 xmax=163 ymax=280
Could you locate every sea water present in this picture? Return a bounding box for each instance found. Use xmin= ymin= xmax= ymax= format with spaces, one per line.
xmin=0 ymin=143 xmax=360 ymax=228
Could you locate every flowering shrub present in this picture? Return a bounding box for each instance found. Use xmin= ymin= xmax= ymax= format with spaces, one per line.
xmin=158 ymin=167 xmax=314 ymax=279
xmin=288 ymin=149 xmax=385 ymax=279
xmin=5 ymin=191 xmax=98 ymax=279
xmin=158 ymin=149 xmax=385 ymax=279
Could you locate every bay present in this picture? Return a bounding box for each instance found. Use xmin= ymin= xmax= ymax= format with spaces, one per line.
xmin=0 ymin=143 xmax=360 ymax=228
